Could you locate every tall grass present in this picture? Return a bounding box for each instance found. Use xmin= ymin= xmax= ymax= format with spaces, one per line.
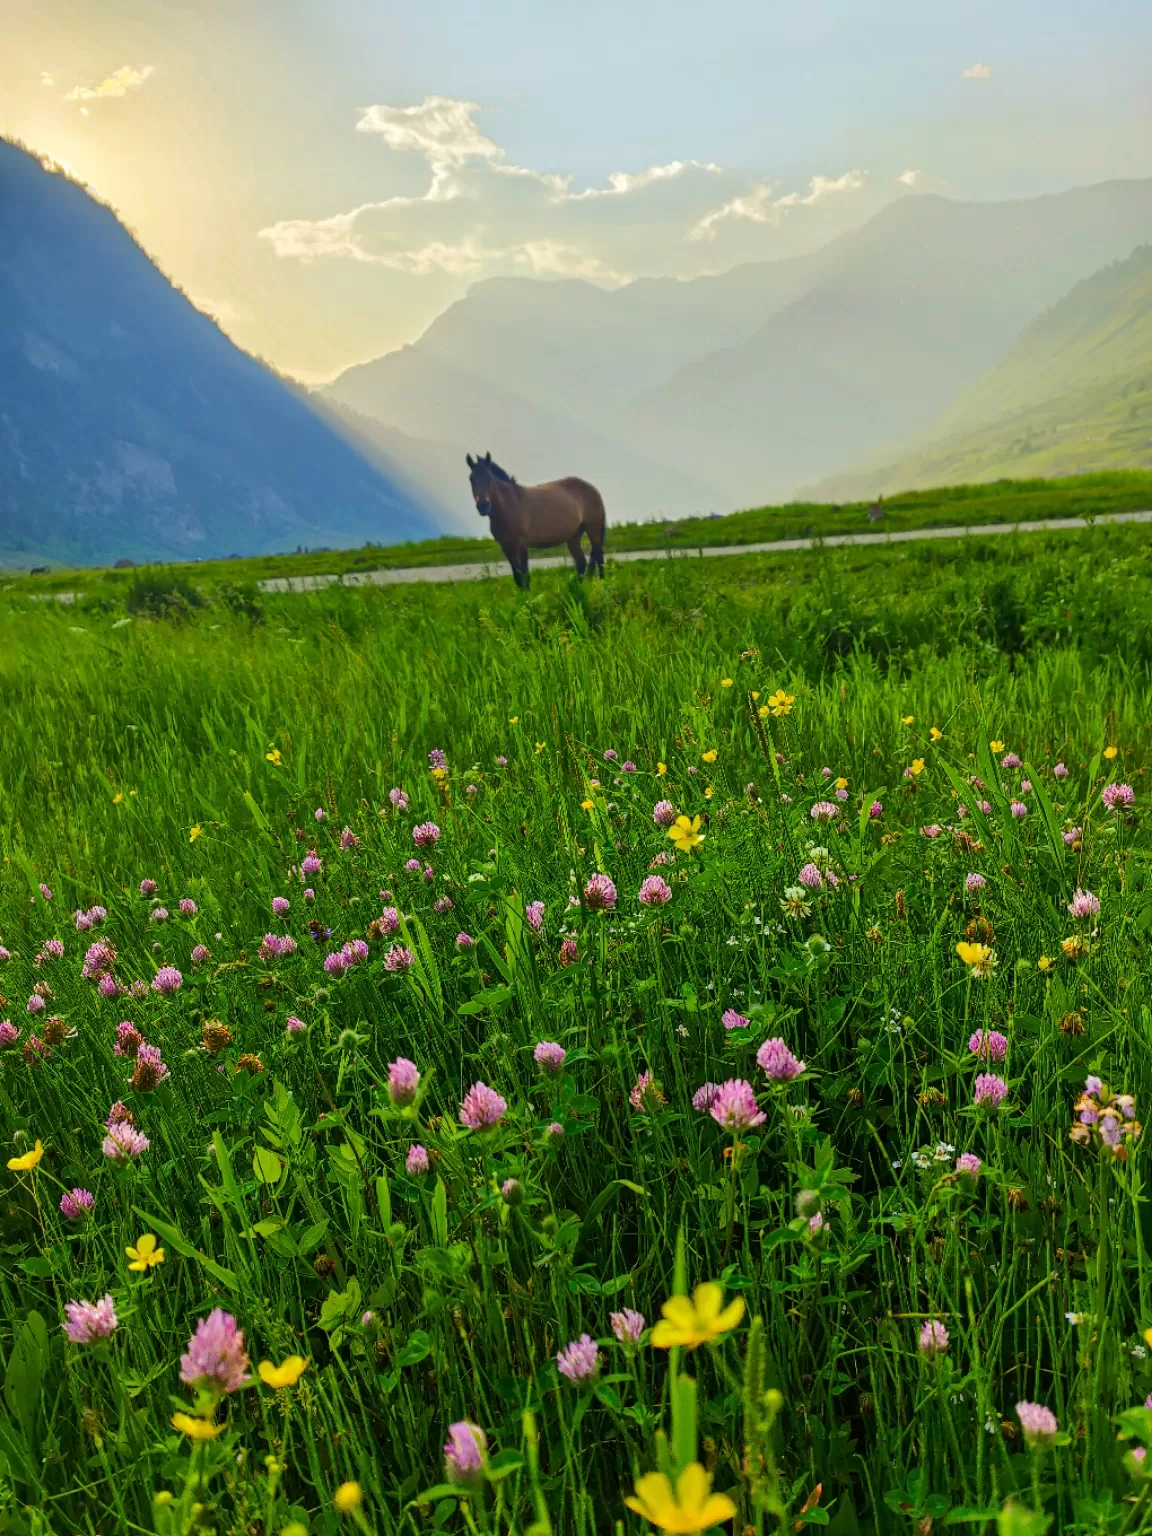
xmin=1 ymin=527 xmax=1151 ymax=1534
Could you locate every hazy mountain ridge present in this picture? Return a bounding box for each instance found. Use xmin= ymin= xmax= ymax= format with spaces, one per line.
xmin=804 ymin=243 xmax=1152 ymax=498
xmin=0 ymin=138 xmax=435 ymax=566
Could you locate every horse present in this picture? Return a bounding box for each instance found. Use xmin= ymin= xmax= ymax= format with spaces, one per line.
xmin=466 ymin=452 xmax=606 ymax=589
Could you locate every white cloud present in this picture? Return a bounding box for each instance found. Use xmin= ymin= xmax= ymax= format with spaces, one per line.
xmin=690 ymin=170 xmax=866 ymax=240
xmin=898 ymin=168 xmax=921 ymax=186
xmin=65 ymin=64 xmax=153 ymax=102
xmin=40 ymin=71 xmax=54 ymax=87
xmin=190 ymin=294 xmax=248 ymax=327
xmin=962 ymin=62 xmax=992 ymax=79
xmin=261 ymin=96 xmax=883 ymax=283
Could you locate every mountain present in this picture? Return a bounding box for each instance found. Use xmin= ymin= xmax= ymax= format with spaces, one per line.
xmin=805 ymin=245 xmax=1152 ymax=499
xmin=0 ymin=138 xmax=436 ymax=567
xmin=626 ymin=179 xmax=1152 ymax=505
xmin=320 ymin=345 xmax=719 ymax=522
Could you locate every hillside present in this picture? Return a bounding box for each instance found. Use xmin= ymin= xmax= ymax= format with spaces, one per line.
xmin=0 ymin=139 xmax=435 ymax=566
xmin=809 ymin=245 xmax=1152 ymax=498
xmin=627 ymin=180 xmax=1152 ymax=503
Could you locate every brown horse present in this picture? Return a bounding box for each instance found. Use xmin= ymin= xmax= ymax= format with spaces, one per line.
xmin=466 ymin=452 xmax=606 ymax=589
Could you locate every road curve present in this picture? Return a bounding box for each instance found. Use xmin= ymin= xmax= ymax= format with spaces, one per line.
xmin=255 ymin=509 xmax=1152 ymax=594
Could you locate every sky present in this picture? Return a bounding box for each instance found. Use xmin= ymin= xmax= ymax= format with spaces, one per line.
xmin=4 ymin=0 xmax=1150 ymax=382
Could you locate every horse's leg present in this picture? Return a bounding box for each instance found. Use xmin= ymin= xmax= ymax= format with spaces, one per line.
xmin=518 ymin=548 xmax=530 ymax=590
xmin=501 ymin=542 xmax=523 ymax=588
xmin=567 ymin=532 xmax=587 ymax=578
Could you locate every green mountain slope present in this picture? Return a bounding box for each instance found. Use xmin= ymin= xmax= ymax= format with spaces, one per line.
xmin=809 ymin=245 xmax=1152 ymax=498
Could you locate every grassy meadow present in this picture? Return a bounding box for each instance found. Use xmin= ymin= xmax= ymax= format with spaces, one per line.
xmin=3 ymin=523 xmax=1152 ymax=1534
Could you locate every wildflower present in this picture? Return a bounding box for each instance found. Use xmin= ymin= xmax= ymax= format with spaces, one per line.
xmin=629 ymin=1071 xmax=666 ymax=1112
xmin=968 ymin=1029 xmax=1008 ymax=1062
xmin=433 ymin=895 xmax=455 ymax=916
xmin=721 ymin=1009 xmax=749 ymax=1031
xmin=525 ymin=900 xmax=545 ymax=932
xmin=285 ymin=1016 xmax=306 ymax=1035
xmin=178 ymin=898 xmax=197 ymax=917
xmin=27 ymin=994 xmax=46 ymax=1015
xmin=496 ymin=755 xmax=508 ymax=767
xmin=546 ymin=1120 xmax=565 ymax=1140
xmin=1102 ymin=782 xmax=1134 ymax=811
xmin=1068 ymin=888 xmax=1100 ymax=919
xmin=406 ymin=1144 xmax=430 ymax=1175
xmin=765 ymin=689 xmax=794 ymax=717
xmin=455 ymin=932 xmax=475 ymax=951
xmin=779 ymin=887 xmax=812 ymax=919
xmin=556 ymin=1334 xmax=600 ymax=1383
xmin=974 ymin=1074 xmax=1008 ymax=1110
xmin=798 ymin=862 xmax=824 ymax=890
xmin=63 ymin=1296 xmax=118 ymax=1345
xmin=1054 ymin=762 xmax=1069 ymax=778
xmin=1069 ymin=1077 xmax=1142 ymax=1158
xmin=920 ymin=824 xmax=943 ymax=839
xmin=189 ymin=824 xmax=202 ymax=842
xmin=1104 ymin=745 xmax=1118 ymax=761
xmin=701 ymin=749 xmax=717 ymax=764
xmin=720 ymin=678 xmax=733 ymax=689
xmin=501 ymin=1177 xmax=523 ymax=1205
xmin=692 ymin=1082 xmax=721 ymax=1113
xmin=810 ymin=800 xmax=839 ymax=823
xmin=236 ymin=1054 xmax=264 ymax=1076
xmin=300 ymin=851 xmax=322 ymax=877
xmin=130 ymin=1044 xmax=168 ymax=1093
xmin=412 ymin=822 xmax=440 ymax=849
xmin=581 ymin=798 xmax=595 ymax=811
xmin=638 ymin=874 xmax=672 ymax=907
xmin=559 ymin=937 xmax=579 ymax=966
xmin=626 ymin=1462 xmax=737 ymax=1535
xmin=339 ymin=827 xmax=360 ymax=851
xmin=384 ymin=944 xmax=415 ymax=973
xmin=60 ymin=1188 xmax=94 ymax=1219
xmin=656 ymin=761 xmax=667 ymax=775
xmin=7 ymin=1140 xmax=44 ymax=1172
xmin=106 ymin=1101 xmax=134 ymax=1128
xmin=81 ymin=939 xmax=116 ymax=979
xmin=1020 ymin=779 xmax=1032 ymax=794
xmin=103 ymin=1122 xmax=150 ymax=1161
xmin=37 ymin=938 xmax=64 ymax=962
xmin=534 ymin=1041 xmax=566 ymax=1072
xmin=202 ymin=1020 xmax=233 ymax=1054
xmin=181 ymin=1309 xmax=251 ymax=1393
xmin=1006 ymin=800 xmax=1026 ymax=819
xmin=170 ymin=1410 xmax=221 ymax=1439
xmin=955 ymin=1152 xmax=981 ymax=1178
xmin=1016 ymin=1402 xmax=1058 ymax=1449
xmin=907 ymin=759 xmax=925 ymax=778
xmin=387 ymin=1058 xmax=420 ymax=1106
xmin=869 ymin=800 xmax=884 ymax=819
xmin=333 ymin=1483 xmax=363 ymax=1515
xmin=444 ymin=1421 xmax=487 ymax=1483
xmin=651 ymin=1282 xmax=744 ymax=1349
xmin=126 ymin=1233 xmax=165 ymax=1271
xmin=964 ymin=872 xmax=986 ymax=893
xmin=583 ymin=873 xmax=618 ymax=910
xmin=151 ymin=966 xmax=182 ymax=995
xmin=191 ymin=944 xmax=210 ymax=966
xmin=258 ymin=1356 xmax=308 ymax=1389
xmin=956 ymin=941 xmax=995 ymax=979
xmin=757 ymin=1038 xmax=805 ymax=1081
xmin=1001 ymin=752 xmax=1022 ymax=769
xmin=265 ymin=748 xmax=282 ymax=765
xmin=459 ymin=1082 xmax=507 ymax=1131
xmin=709 ymin=1079 xmax=766 ymax=1132
xmin=668 ymin=815 xmax=705 ymax=852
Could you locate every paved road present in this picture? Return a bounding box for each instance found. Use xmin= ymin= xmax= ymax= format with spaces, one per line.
xmin=25 ymin=508 xmax=1152 ymax=603
xmin=256 ymin=509 xmax=1152 ymax=594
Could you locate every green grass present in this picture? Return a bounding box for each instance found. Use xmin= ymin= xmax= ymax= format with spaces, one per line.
xmin=3 ymin=526 xmax=1152 ymax=1534
xmin=7 ymin=470 xmax=1152 ymax=594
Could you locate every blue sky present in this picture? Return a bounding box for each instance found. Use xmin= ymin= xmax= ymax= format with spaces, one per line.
xmin=4 ymin=0 xmax=1149 ymax=378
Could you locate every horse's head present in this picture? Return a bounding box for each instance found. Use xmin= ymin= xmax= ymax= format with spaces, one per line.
xmin=466 ymin=452 xmax=513 ymax=517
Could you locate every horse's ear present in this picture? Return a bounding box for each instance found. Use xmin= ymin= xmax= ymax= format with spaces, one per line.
xmin=466 ymin=453 xmax=475 ymax=468
xmin=485 ymin=451 xmax=492 ymax=462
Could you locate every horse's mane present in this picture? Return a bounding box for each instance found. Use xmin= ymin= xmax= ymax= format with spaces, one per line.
xmin=490 ymin=460 xmax=516 ymax=484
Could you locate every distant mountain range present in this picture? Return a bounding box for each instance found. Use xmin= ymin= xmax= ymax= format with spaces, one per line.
xmin=4 ymin=130 xmax=1151 ymax=568
xmin=322 ymin=177 xmax=1152 ymax=516
xmin=807 ymin=243 xmax=1152 ymax=498
xmin=0 ymin=138 xmax=435 ymax=567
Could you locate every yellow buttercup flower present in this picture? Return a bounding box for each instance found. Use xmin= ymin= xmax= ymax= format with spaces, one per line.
xmin=626 ymin=1463 xmax=737 ymax=1533
xmin=834 ymin=777 xmax=847 ymax=790
xmin=333 ymin=1483 xmax=363 ymax=1515
xmin=757 ymin=706 xmax=769 ymax=719
xmin=989 ymin=740 xmax=1004 ymax=754
xmin=7 ymin=1140 xmax=44 ymax=1172
xmin=956 ymin=941 xmax=992 ymax=967
xmin=650 ymin=1282 xmax=744 ymax=1349
xmin=765 ymin=689 xmax=794 ymax=717
xmin=908 ymin=758 xmax=925 ymax=777
xmin=172 ymin=1412 xmax=222 ymax=1440
xmin=667 ymin=815 xmax=705 ymax=853
xmin=930 ymin=726 xmax=943 ymax=741
xmin=265 ymin=748 xmax=282 ymax=765
xmin=1104 ymin=746 xmax=1118 ymax=760
xmin=901 ymin=715 xmax=915 ymax=726
xmin=703 ymin=786 xmax=714 ymax=800
xmin=1037 ymin=955 xmax=1054 ymax=973
xmin=720 ymin=678 xmax=733 ymax=688
xmin=126 ymin=1233 xmax=165 ymax=1271
xmin=508 ymin=716 xmax=519 ymax=724
xmin=701 ymin=749 xmax=717 ymax=764
xmin=535 ymin=742 xmax=546 ymax=753
xmin=112 ymin=792 xmax=124 ymax=805
xmin=750 ymin=691 xmax=760 ymax=701
xmin=656 ymin=762 xmax=668 ymax=775
xmin=258 ymin=1356 xmax=308 ymax=1389
xmin=581 ymin=798 xmax=595 ymax=811
xmin=189 ymin=824 xmax=202 ymax=842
